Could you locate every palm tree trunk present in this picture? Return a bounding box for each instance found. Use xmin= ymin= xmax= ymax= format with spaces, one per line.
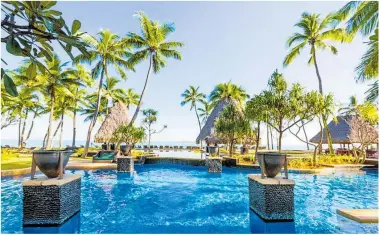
xmin=59 ymin=111 xmax=64 ymax=149
xmin=194 ymin=104 xmax=203 ymax=158
xmin=24 ymin=111 xmax=37 ymax=145
xmin=20 ymin=109 xmax=29 ymax=148
xmin=270 ymin=126 xmax=274 ymax=150
xmin=266 ymin=123 xmax=270 ymax=150
xmin=18 ymin=116 xmax=22 ymax=148
xmin=82 ymin=64 xmax=106 ymax=157
xmin=255 ymin=121 xmax=261 ymax=161
xmin=312 ymin=47 xmax=334 ymax=154
xmin=301 ymin=120 xmax=310 ymax=150
xmin=46 ymin=91 xmax=55 ymax=149
xmin=72 ymin=109 xmax=77 ymax=148
xmin=130 ymin=54 xmax=153 ymax=126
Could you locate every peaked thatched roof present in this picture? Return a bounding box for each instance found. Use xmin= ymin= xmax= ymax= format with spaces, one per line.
xmin=196 ymin=98 xmax=241 ymax=143
xmin=310 ymin=115 xmax=378 ymax=144
xmin=94 ymin=102 xmax=129 ymax=143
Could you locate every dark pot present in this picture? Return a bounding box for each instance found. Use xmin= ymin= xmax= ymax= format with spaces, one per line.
xmin=241 ymin=146 xmax=249 ymax=154
xmin=33 ymin=150 xmax=72 ymax=178
xmin=120 ymin=144 xmax=133 ymax=156
xmin=207 ymin=146 xmax=217 ymax=154
xmin=102 ymin=144 xmax=108 ymax=150
xmin=257 ymin=152 xmax=287 ymax=178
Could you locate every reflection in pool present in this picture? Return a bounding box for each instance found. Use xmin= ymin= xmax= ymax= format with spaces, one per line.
xmin=1 ymin=165 xmax=378 ymax=234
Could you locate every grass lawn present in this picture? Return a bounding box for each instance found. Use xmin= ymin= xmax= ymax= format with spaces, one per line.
xmin=1 ymin=151 xmax=93 ymax=171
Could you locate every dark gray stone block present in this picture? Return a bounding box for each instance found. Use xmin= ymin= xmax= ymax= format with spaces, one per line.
xmin=248 ymin=175 xmax=295 ymax=221
xmin=206 ymin=157 xmax=222 ymax=173
xmin=117 ymin=156 xmax=134 ymax=172
xmin=23 ymin=174 xmax=81 ymax=226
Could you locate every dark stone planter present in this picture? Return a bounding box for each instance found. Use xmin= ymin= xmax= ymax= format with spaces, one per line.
xmin=207 ymin=146 xmax=218 ymax=154
xmin=32 ymin=150 xmax=72 ymax=178
xmin=256 ymin=152 xmax=288 ymax=178
xmin=120 ymin=144 xmax=133 ymax=156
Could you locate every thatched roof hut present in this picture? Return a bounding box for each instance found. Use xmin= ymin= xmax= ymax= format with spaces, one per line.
xmin=94 ymin=102 xmax=129 ymax=143
xmin=310 ymin=115 xmax=378 ymax=144
xmin=196 ymin=98 xmax=241 ymax=144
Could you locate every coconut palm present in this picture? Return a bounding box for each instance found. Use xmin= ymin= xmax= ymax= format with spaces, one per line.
xmin=33 ymin=55 xmax=82 ymax=149
xmin=284 ymin=12 xmax=348 ymax=153
xmin=365 ymin=80 xmax=378 ymax=103
xmin=101 ymin=76 xmax=128 ymax=114
xmin=339 ymin=95 xmax=359 ymax=115
xmin=74 ymin=29 xmax=134 ymax=157
xmin=125 ymin=88 xmax=140 ymax=109
xmin=209 ymin=81 xmax=249 ymax=107
xmin=197 ymin=101 xmax=212 ymax=125
xmin=180 ymin=86 xmax=206 ymax=132
xmin=80 ymin=95 xmax=108 ymax=123
xmin=2 ymin=87 xmax=39 ymax=148
xmin=126 ymin=11 xmax=184 ymax=125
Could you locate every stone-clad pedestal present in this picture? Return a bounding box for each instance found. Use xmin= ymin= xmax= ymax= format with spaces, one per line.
xmin=23 ymin=174 xmax=81 ymax=226
xmin=117 ymin=156 xmax=134 ymax=172
xmin=248 ymin=174 xmax=295 ymax=221
xmin=206 ymin=157 xmax=222 ymax=173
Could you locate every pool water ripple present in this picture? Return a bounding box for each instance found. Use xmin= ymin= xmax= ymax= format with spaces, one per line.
xmin=1 ymin=165 xmax=378 ymax=234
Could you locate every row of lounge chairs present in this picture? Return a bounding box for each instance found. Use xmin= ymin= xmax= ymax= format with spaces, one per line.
xmin=135 ymin=146 xmax=201 ymax=151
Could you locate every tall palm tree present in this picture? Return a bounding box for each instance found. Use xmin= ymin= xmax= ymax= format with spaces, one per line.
xmin=284 ymin=12 xmax=349 ymax=153
xmin=35 ymin=55 xmax=82 ymax=149
xmin=197 ymin=101 xmax=212 ymax=125
xmin=126 ymin=11 xmax=184 ymax=125
xmin=209 ymin=81 xmax=249 ymax=107
xmin=66 ymin=64 xmax=93 ymax=147
xmin=366 ymin=80 xmax=378 ymax=103
xmin=80 ymin=95 xmax=107 ymax=123
xmin=181 ymin=86 xmax=206 ymax=132
xmin=74 ymin=29 xmax=134 ymax=157
xmin=125 ymin=88 xmax=140 ymax=109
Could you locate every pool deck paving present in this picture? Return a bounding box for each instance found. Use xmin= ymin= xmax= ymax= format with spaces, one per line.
xmin=337 ymin=209 xmax=379 ymax=223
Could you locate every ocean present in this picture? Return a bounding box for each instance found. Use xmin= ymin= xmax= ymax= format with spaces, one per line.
xmin=0 ymin=139 xmax=310 ymax=150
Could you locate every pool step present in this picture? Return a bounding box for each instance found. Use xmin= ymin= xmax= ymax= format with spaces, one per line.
xmin=337 ymin=209 xmax=378 ymax=223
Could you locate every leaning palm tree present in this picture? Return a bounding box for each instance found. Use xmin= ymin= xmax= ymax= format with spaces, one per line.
xmin=74 ymin=29 xmax=134 ymax=157
xmin=80 ymin=95 xmax=108 ymax=123
xmin=284 ymin=12 xmax=349 ymax=153
xmin=101 ymin=76 xmax=128 ymax=114
xmin=339 ymin=95 xmax=359 ymax=115
xmin=197 ymin=100 xmax=212 ymax=125
xmin=125 ymin=88 xmax=140 ymax=109
xmin=209 ymin=81 xmax=249 ymax=107
xmin=126 ymin=11 xmax=184 ymax=125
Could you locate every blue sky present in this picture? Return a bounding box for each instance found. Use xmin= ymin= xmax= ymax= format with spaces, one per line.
xmin=1 ymin=1 xmax=371 ymax=147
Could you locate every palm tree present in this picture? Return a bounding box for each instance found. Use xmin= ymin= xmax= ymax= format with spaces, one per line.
xmin=209 ymin=81 xmax=249 ymax=107
xmin=284 ymin=12 xmax=348 ymax=153
xmin=101 ymin=76 xmax=128 ymax=114
xmin=197 ymin=101 xmax=212 ymax=125
xmin=80 ymin=95 xmax=108 ymax=123
xmin=126 ymin=11 xmax=184 ymax=125
xmin=365 ymin=80 xmax=378 ymax=103
xmin=35 ymin=55 xmax=82 ymax=149
xmin=2 ymin=87 xmax=38 ymax=148
xmin=66 ymin=64 xmax=93 ymax=147
xmin=335 ymin=2 xmax=378 ymax=101
xmin=74 ymin=29 xmax=134 ymax=157
xmin=125 ymin=88 xmax=140 ymax=109
xmin=339 ymin=95 xmax=359 ymax=115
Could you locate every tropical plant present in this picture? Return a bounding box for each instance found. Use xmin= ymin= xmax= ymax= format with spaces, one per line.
xmin=365 ymin=79 xmax=379 ymax=103
xmin=141 ymin=109 xmax=167 ymax=150
xmin=126 ymin=11 xmax=184 ymax=125
xmin=80 ymin=95 xmax=107 ymax=123
xmin=197 ymin=100 xmax=212 ymax=125
xmin=209 ymin=81 xmax=249 ymax=107
xmin=2 ymin=86 xmax=39 ymax=148
xmin=180 ymin=85 xmax=206 ymax=131
xmin=125 ymin=88 xmax=140 ymax=109
xmin=1 ymin=1 xmax=88 ymax=96
xmin=112 ymin=124 xmax=146 ymax=154
xmin=33 ymin=54 xmax=83 ymax=149
xmin=339 ymin=95 xmax=359 ymax=115
xmin=74 ymin=29 xmax=134 ymax=157
xmin=284 ymin=12 xmax=348 ymax=153
xmin=100 ymin=76 xmax=129 ymax=114
xmin=215 ymin=104 xmax=251 ymax=157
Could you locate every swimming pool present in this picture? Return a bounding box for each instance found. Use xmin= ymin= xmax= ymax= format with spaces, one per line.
xmin=1 ymin=165 xmax=378 ymax=234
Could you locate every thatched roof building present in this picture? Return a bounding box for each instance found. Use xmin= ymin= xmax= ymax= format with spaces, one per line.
xmin=94 ymin=102 xmax=129 ymax=143
xmin=196 ymin=98 xmax=241 ymax=144
xmin=310 ymin=115 xmax=378 ymax=144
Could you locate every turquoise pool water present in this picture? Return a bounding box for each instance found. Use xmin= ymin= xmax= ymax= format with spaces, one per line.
xmin=1 ymin=165 xmax=378 ymax=234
